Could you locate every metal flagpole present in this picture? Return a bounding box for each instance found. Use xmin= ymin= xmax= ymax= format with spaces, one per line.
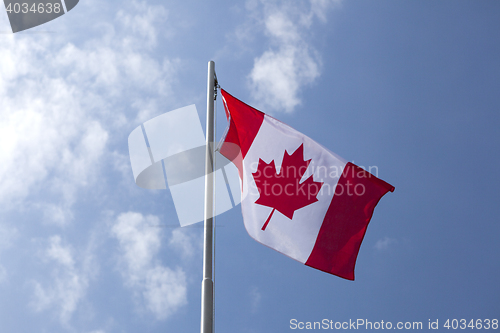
xmin=201 ymin=60 xmax=216 ymax=333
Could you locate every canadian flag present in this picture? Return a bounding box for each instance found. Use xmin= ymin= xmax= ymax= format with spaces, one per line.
xmin=220 ymin=89 xmax=394 ymax=280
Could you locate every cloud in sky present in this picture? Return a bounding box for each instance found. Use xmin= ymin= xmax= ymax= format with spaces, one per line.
xmin=249 ymin=286 xmax=262 ymax=313
xmin=0 ymin=1 xmax=184 ymax=328
xmin=374 ymin=236 xmax=397 ymax=251
xmin=244 ymin=0 xmax=341 ymax=113
xmin=0 ymin=1 xmax=176 ymax=227
xmin=169 ymin=228 xmax=197 ymax=259
xmin=0 ymin=223 xmax=17 ymax=251
xmin=116 ymin=0 xmax=168 ymax=49
xmin=31 ymin=235 xmax=96 ymax=326
xmin=111 ymin=212 xmax=188 ymax=320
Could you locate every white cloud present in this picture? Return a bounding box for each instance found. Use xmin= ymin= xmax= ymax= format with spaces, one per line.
xmin=374 ymin=236 xmax=397 ymax=251
xmin=31 ymin=235 xmax=96 ymax=325
xmin=32 ymin=274 xmax=87 ymax=325
xmin=0 ymin=0 xmax=177 ymax=225
xmin=111 ymin=212 xmax=161 ymax=283
xmin=0 ymin=223 xmax=17 ymax=251
xmin=0 ymin=0 xmax=191 ymax=330
xmin=143 ymin=265 xmax=187 ymax=320
xmin=242 ymin=0 xmax=341 ymax=113
xmin=249 ymin=45 xmax=319 ymax=112
xmin=111 ymin=212 xmax=189 ymax=320
xmin=40 ymin=204 xmax=75 ymax=227
xmin=116 ymin=1 xmax=168 ymax=49
xmin=46 ymin=235 xmax=75 ymax=267
xmin=249 ymin=286 xmax=262 ymax=313
xmin=169 ymin=228 xmax=196 ymax=259
xmin=309 ymin=0 xmax=342 ymax=24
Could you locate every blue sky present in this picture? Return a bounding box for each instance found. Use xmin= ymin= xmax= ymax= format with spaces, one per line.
xmin=0 ymin=1 xmax=499 ymax=332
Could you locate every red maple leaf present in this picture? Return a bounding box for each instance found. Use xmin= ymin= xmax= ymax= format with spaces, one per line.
xmin=252 ymin=144 xmax=323 ymax=230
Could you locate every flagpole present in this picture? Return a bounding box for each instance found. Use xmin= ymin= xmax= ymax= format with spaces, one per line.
xmin=201 ymin=60 xmax=216 ymax=333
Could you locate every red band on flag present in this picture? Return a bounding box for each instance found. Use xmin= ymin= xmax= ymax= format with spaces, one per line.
xmin=220 ymin=89 xmax=264 ymax=159
xmin=305 ymin=163 xmax=395 ymax=280
xmin=220 ymin=89 xmax=265 ymax=182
